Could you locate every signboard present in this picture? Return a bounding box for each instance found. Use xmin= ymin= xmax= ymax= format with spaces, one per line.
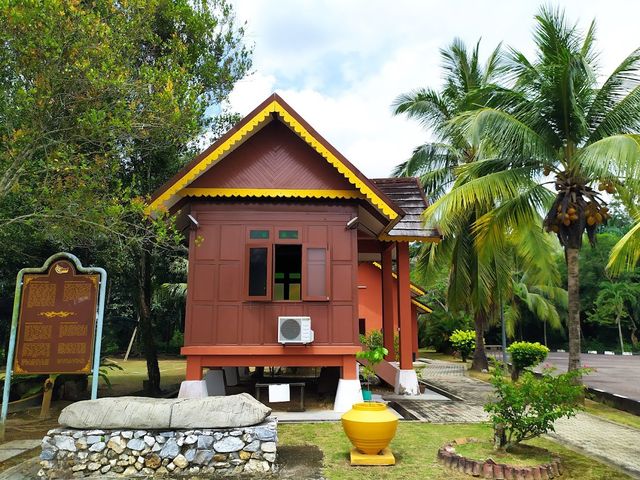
xmin=13 ymin=259 xmax=99 ymax=375
xmin=1 ymin=253 xmax=106 ymax=438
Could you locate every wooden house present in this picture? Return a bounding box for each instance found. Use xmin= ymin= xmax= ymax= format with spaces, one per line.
xmin=147 ymin=94 xmax=440 ymax=410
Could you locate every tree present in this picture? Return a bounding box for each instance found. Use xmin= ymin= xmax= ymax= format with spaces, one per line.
xmin=393 ymin=38 xmax=506 ymax=371
xmin=588 ymin=281 xmax=640 ymax=352
xmin=431 ymin=7 xmax=640 ymax=373
xmin=1 ymin=0 xmax=252 ymax=393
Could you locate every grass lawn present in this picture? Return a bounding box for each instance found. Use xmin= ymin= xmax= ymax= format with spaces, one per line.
xmin=278 ymin=422 xmax=631 ymax=479
xmin=455 ymin=440 xmax=552 ymax=467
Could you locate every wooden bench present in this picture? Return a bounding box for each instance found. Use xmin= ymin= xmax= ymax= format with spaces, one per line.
xmin=255 ymin=382 xmax=305 ymax=412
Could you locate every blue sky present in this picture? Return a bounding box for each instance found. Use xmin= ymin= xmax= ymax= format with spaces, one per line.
xmin=227 ymin=1 xmax=640 ymax=178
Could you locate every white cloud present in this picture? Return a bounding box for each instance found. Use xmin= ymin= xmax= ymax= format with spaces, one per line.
xmin=227 ymin=0 xmax=640 ymax=178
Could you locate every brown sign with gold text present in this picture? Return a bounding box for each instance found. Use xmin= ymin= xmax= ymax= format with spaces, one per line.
xmin=13 ymin=259 xmax=99 ymax=374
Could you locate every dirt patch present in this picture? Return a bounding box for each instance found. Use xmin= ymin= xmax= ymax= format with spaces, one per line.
xmin=277 ymin=445 xmax=324 ymax=479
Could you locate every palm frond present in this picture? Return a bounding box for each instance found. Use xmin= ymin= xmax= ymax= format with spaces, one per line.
xmin=576 ymin=134 xmax=640 ymax=181
xmin=607 ymin=220 xmax=640 ymax=275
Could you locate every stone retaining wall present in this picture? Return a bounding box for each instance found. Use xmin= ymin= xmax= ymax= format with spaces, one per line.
xmin=39 ymin=417 xmax=277 ymax=478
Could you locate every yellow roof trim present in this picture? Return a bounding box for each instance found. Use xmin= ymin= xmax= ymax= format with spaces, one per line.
xmin=412 ymin=298 xmax=433 ymax=313
xmin=378 ymin=233 xmax=441 ymax=243
xmin=371 ymin=261 xmax=426 ymax=296
xmin=146 ymin=100 xmax=398 ymax=220
xmin=180 ymin=188 xmax=364 ymax=200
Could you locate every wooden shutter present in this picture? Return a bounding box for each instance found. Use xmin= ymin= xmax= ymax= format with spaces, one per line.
xmin=302 ymin=245 xmax=330 ymax=301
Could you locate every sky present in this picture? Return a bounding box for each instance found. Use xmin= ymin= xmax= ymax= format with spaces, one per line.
xmin=226 ymin=1 xmax=640 ymax=178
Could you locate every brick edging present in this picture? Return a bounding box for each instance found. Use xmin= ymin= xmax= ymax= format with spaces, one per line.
xmin=437 ymin=438 xmax=563 ymax=479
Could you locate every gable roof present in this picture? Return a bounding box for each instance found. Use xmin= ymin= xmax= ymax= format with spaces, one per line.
xmin=373 ymin=178 xmax=441 ymax=241
xmin=146 ymin=94 xmax=402 ymax=222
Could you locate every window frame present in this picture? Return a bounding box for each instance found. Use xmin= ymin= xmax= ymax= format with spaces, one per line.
xmin=244 ymin=244 xmax=272 ymax=301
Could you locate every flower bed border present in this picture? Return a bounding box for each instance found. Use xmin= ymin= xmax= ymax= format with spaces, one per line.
xmin=437 ymin=438 xmax=562 ymax=479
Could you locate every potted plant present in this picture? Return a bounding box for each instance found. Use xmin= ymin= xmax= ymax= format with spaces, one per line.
xmin=356 ymin=330 xmax=387 ymax=400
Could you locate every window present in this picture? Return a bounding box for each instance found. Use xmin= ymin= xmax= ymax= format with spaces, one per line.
xmin=273 ymin=245 xmax=302 ymax=300
xmin=245 ymin=240 xmax=329 ymax=301
xmin=250 ymin=229 xmax=269 ymax=239
xmin=247 ymin=245 xmax=271 ymax=300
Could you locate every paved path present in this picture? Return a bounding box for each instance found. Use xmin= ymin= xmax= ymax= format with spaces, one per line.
xmin=0 ymin=439 xmax=40 ymax=463
xmin=540 ymin=352 xmax=640 ymax=401
xmin=399 ymin=357 xmax=640 ymax=479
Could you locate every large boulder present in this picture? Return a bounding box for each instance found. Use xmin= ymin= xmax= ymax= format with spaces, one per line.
xmin=58 ymin=393 xmax=271 ymax=429
xmin=170 ymin=393 xmax=271 ymax=428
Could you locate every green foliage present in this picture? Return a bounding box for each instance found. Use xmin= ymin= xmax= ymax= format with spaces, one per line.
xmin=588 ymin=281 xmax=640 ymax=352
xmin=507 ymin=341 xmax=549 ymax=379
xmin=485 ymin=366 xmax=585 ymax=449
xmin=357 ymin=330 xmax=388 ymax=393
xmin=449 ymin=329 xmax=475 ymax=362
xmin=420 ymin=309 xmax=473 ymax=353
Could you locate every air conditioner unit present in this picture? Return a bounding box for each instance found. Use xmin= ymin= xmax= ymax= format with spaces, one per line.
xmin=278 ymin=316 xmax=314 ymax=344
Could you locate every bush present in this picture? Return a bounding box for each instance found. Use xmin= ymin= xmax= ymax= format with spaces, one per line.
xmin=449 ymin=329 xmax=475 ymax=362
xmin=359 ymin=329 xmax=383 ymax=350
xmin=485 ymin=365 xmax=585 ymax=450
xmin=419 ymin=309 xmax=473 ymax=353
xmin=507 ymin=342 xmax=549 ymax=380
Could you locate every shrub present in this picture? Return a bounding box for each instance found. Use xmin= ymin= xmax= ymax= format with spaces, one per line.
xmin=507 ymin=341 xmax=549 ymax=380
xmin=485 ymin=365 xmax=585 ymax=450
xmin=449 ymin=329 xmax=475 ymax=362
xmin=359 ymin=329 xmax=383 ymax=350
xmin=356 ymin=333 xmax=388 ymax=394
xmin=419 ymin=309 xmax=473 ymax=353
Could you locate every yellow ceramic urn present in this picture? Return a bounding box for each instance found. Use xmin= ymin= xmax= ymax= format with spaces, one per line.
xmin=341 ymin=402 xmax=399 ymax=455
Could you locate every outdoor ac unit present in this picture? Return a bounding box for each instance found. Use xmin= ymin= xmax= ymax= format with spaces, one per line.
xmin=278 ymin=316 xmax=314 ymax=344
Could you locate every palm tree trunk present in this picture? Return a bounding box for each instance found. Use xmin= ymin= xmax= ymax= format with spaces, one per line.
xmin=471 ymin=310 xmax=489 ymax=371
xmin=616 ymin=313 xmax=625 ymax=354
xmin=566 ymin=248 xmax=581 ymax=373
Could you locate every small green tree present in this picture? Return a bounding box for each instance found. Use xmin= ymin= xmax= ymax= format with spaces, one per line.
xmin=507 ymin=342 xmax=549 ymax=380
xmin=449 ymin=329 xmax=475 ymax=362
xmin=588 ymin=281 xmax=640 ymax=353
xmin=357 ymin=330 xmax=388 ymax=396
xmin=485 ymin=366 xmax=585 ymax=450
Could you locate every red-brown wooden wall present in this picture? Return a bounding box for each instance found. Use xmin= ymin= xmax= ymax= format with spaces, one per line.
xmin=184 ymin=202 xmax=359 ymax=347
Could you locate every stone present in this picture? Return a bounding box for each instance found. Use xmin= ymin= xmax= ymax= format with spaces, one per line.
xmin=230 ymin=430 xmax=242 ymax=436
xmin=185 ymin=448 xmax=196 ymax=462
xmin=261 ymin=441 xmax=276 ymax=453
xmin=86 ymin=430 xmax=105 ymax=435
xmin=40 ymin=449 xmax=56 ymax=461
xmin=213 ymin=453 xmax=228 ymax=462
xmin=166 ymin=462 xmax=175 ymax=472
xmin=193 ymin=449 xmax=214 ymax=465
xmin=143 ymin=435 xmax=155 ymax=447
xmin=152 ymin=442 xmax=162 ymax=452
xmin=155 ymin=435 xmax=166 ymax=444
xmin=198 ymin=435 xmax=214 ymax=449
xmin=173 ymin=454 xmax=188 ymax=469
xmin=58 ymin=397 xmax=177 ymax=429
xmin=213 ymin=436 xmax=245 ymax=453
xmin=86 ymin=435 xmax=102 ymax=445
xmin=243 ymin=440 xmax=260 ymax=452
xmin=78 ymin=451 xmax=88 ymax=460
xmin=263 ymin=452 xmax=276 ymax=463
xmin=134 ymin=461 xmax=143 ymax=470
xmin=134 ymin=430 xmax=147 ymax=438
xmin=75 ymin=439 xmax=88 ymax=450
xmin=159 ymin=438 xmax=180 ymax=459
xmin=144 ymin=453 xmax=162 ymax=469
xmin=123 ymin=465 xmax=138 ymax=476
xmin=88 ymin=453 xmax=102 ymax=462
xmin=141 ymin=468 xmax=154 ymax=475
xmin=54 ymin=435 xmax=77 ymax=452
xmin=121 ymin=431 xmax=133 ymax=439
xmin=89 ymin=441 xmax=106 ymax=452
xmin=253 ymin=424 xmax=277 ymax=441
xmin=184 ymin=434 xmax=198 ymax=445
xmin=170 ymin=394 xmax=271 ymax=428
xmin=107 ymin=436 xmax=126 ymax=454
xmin=156 ymin=466 xmax=169 ymax=475
xmin=71 ymin=464 xmax=87 ymax=472
xmin=127 ymin=438 xmax=146 ymax=451
xmin=87 ymin=462 xmax=101 ymax=471
xmin=244 ymin=459 xmax=270 ymax=473
xmin=251 ymin=451 xmax=263 ymax=460
xmin=213 ymin=462 xmax=230 ymax=468
xmin=239 ymin=451 xmax=252 ymax=461
xmin=100 ymin=465 xmax=111 ymax=474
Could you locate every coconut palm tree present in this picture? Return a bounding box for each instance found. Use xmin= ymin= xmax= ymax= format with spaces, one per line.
xmin=393 ymin=39 xmax=528 ymax=371
xmin=430 ymin=7 xmax=640 ymax=372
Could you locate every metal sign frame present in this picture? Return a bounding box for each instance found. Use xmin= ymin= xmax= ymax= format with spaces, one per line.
xmin=1 ymin=253 xmax=106 ymax=437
